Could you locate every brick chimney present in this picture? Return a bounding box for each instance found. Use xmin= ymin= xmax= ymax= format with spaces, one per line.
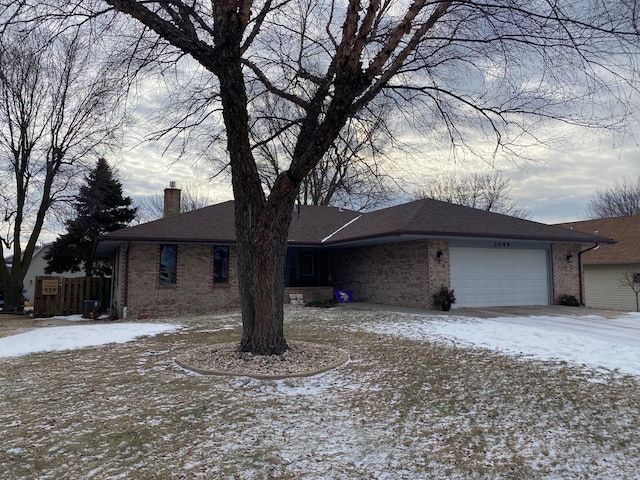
xmin=163 ymin=181 xmax=181 ymax=218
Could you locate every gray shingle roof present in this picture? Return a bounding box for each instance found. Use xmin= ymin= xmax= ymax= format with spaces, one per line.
xmin=326 ymin=198 xmax=613 ymax=244
xmin=95 ymin=198 xmax=612 ymax=256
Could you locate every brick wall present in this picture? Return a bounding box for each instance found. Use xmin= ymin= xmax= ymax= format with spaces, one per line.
xmin=426 ymin=240 xmax=451 ymax=308
xmin=331 ymin=240 xmax=448 ymax=309
xmin=111 ymin=240 xmax=579 ymax=316
xmin=112 ymin=244 xmax=339 ymax=318
xmin=284 ymin=287 xmax=334 ymax=304
xmin=114 ymin=244 xmax=241 ymax=318
xmin=551 ymin=243 xmax=582 ymax=304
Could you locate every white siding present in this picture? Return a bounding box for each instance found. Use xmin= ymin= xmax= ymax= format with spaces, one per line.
xmin=584 ymin=264 xmax=640 ymax=311
xmin=450 ymin=247 xmax=550 ymax=307
xmin=21 ymin=245 xmax=85 ymax=304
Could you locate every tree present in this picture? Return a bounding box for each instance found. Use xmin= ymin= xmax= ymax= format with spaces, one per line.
xmin=30 ymin=0 xmax=639 ymax=353
xmin=587 ymin=175 xmax=640 ymax=219
xmin=254 ymin=108 xmax=396 ymax=211
xmin=620 ymin=272 xmax=640 ymax=312
xmin=416 ymin=172 xmax=531 ymax=218
xmin=44 ymin=158 xmax=137 ymax=276
xmin=0 ymin=19 xmax=127 ymax=311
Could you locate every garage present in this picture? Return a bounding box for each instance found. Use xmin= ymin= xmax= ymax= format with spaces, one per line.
xmin=450 ymin=246 xmax=551 ymax=307
xmin=583 ymin=264 xmax=640 ymax=311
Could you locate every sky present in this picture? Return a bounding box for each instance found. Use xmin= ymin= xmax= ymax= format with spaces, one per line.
xmin=2 ymin=311 xmax=640 ymax=376
xmin=116 ymin=77 xmax=640 ymax=227
xmin=117 ymin=123 xmax=639 ymax=226
xmin=106 ymin=7 xmax=640 ymax=229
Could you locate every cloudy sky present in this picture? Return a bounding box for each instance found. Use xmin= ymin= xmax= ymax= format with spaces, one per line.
xmin=116 ymin=118 xmax=639 ymax=226
xmin=109 ymin=12 xmax=640 ymax=229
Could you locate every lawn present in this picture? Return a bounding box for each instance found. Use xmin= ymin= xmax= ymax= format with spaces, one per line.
xmin=1 ymin=307 xmax=639 ymax=479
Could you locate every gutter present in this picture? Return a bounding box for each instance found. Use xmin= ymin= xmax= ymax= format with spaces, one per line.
xmin=578 ymin=243 xmax=600 ymax=305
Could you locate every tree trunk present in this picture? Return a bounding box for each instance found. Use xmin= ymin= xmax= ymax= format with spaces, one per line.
xmin=1 ymin=278 xmax=24 ymax=313
xmin=213 ymin=12 xmax=298 ymax=355
xmin=236 ymin=194 xmax=295 ymax=355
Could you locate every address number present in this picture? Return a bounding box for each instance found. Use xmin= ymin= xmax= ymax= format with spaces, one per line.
xmin=494 ymin=242 xmax=511 ymax=248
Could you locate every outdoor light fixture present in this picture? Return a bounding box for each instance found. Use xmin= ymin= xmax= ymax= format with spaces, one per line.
xmin=436 ymin=250 xmax=443 ymax=261
xmin=566 ymin=253 xmax=573 ymax=263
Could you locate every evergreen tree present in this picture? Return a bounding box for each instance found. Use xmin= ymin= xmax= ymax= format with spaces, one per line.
xmin=45 ymin=158 xmax=137 ymax=276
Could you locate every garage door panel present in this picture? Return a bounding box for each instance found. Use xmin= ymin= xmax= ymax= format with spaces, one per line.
xmin=584 ymin=265 xmax=640 ymax=310
xmin=450 ymin=247 xmax=550 ymax=307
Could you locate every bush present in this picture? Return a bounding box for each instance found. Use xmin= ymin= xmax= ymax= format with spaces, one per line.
xmin=559 ymin=294 xmax=580 ymax=307
xmin=305 ymin=298 xmax=336 ymax=308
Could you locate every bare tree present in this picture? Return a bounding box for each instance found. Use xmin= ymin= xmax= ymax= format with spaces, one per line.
xmin=416 ymin=172 xmax=531 ymax=218
xmin=256 ymin=113 xmax=395 ymax=211
xmin=620 ymin=272 xmax=640 ymax=311
xmin=143 ymin=51 xmax=397 ymax=211
xmin=0 ymin=19 xmax=127 ymax=311
xmin=25 ymin=0 xmax=640 ymax=353
xmin=587 ymin=175 xmax=640 ymax=219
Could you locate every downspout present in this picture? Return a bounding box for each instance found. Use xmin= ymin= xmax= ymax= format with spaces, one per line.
xmin=123 ymin=242 xmax=131 ymax=319
xmin=578 ymin=243 xmax=599 ymax=305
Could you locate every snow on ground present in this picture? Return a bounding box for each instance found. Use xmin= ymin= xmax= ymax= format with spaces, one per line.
xmin=355 ymin=311 xmax=640 ymax=376
xmin=2 ymin=310 xmax=639 ymax=377
xmin=0 ymin=322 xmax=179 ymax=358
xmin=1 ymin=308 xmax=639 ymax=479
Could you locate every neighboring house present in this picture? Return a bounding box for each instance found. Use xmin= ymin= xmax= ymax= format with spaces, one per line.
xmin=4 ymin=243 xmax=85 ymax=304
xmin=558 ymin=214 xmax=640 ymax=310
xmin=94 ymin=188 xmax=612 ymax=318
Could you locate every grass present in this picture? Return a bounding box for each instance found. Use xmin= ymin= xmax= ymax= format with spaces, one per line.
xmin=1 ymin=308 xmax=639 ymax=479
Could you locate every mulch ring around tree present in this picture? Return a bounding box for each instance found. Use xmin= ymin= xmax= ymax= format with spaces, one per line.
xmin=175 ymin=341 xmax=349 ymax=380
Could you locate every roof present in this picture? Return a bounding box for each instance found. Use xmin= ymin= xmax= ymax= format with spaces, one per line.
xmin=325 ymin=199 xmax=611 ymax=245
xmin=95 ymin=198 xmax=612 ymax=256
xmin=5 ymin=242 xmax=52 ymax=263
xmin=557 ymin=214 xmax=640 ymax=265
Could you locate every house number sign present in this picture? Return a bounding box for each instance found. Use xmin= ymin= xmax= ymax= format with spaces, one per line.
xmin=41 ymin=279 xmax=59 ymax=296
xmin=493 ymin=241 xmax=511 ymax=248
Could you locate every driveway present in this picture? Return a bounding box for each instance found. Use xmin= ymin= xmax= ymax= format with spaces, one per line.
xmin=485 ymin=312 xmax=640 ymax=349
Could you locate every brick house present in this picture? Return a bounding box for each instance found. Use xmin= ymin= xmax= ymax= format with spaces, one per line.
xmin=558 ymin=214 xmax=640 ymax=310
xmin=95 ymin=188 xmax=612 ymax=318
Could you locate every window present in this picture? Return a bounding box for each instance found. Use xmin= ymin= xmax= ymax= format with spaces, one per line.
xmin=214 ymin=246 xmax=229 ymax=284
xmin=300 ymin=253 xmax=315 ymax=277
xmin=159 ymin=245 xmax=177 ymax=285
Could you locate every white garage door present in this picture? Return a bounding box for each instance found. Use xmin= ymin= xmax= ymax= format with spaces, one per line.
xmin=450 ymin=247 xmax=550 ymax=307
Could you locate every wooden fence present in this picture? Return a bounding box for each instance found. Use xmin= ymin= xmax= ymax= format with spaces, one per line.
xmin=33 ymin=276 xmax=112 ymax=318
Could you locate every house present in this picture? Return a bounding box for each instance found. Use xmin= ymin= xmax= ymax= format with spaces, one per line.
xmin=557 ymin=214 xmax=640 ymax=310
xmin=94 ymin=189 xmax=612 ymax=318
xmin=4 ymin=243 xmax=85 ymax=306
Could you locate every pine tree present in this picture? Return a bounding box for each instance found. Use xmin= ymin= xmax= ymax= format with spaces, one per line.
xmin=45 ymin=158 xmax=137 ymax=276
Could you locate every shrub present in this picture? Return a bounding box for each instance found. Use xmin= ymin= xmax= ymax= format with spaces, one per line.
xmin=559 ymin=294 xmax=580 ymax=307
xmin=305 ymin=298 xmax=336 ymax=308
